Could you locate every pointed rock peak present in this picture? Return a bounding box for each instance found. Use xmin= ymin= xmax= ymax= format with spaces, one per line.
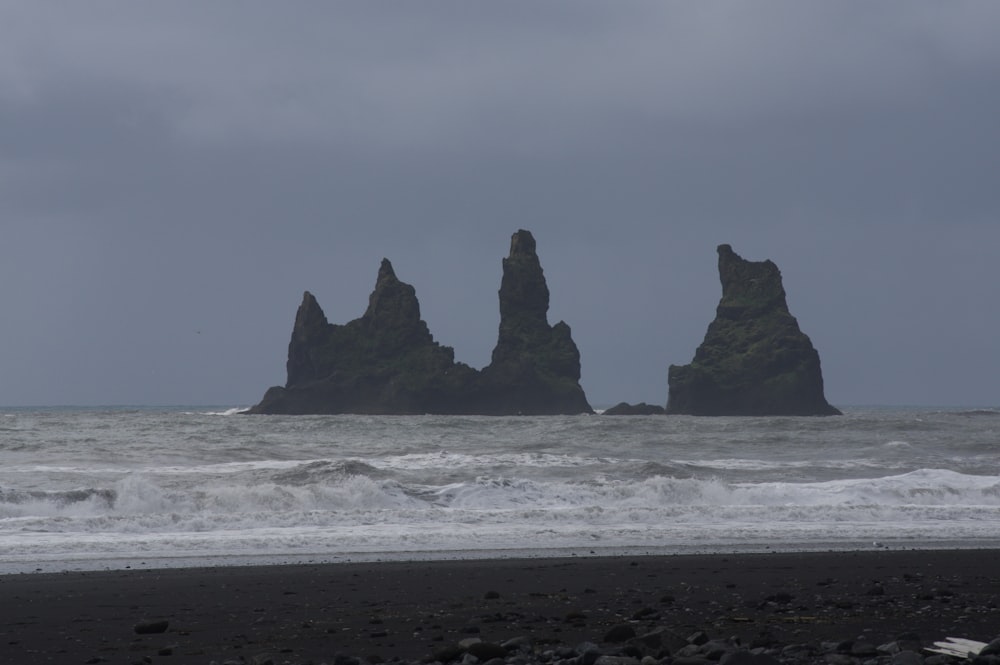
xmin=364 ymin=257 xmax=421 ymax=325
xmin=667 ymin=244 xmax=840 ymax=416
xmin=294 ymin=291 xmax=329 ymax=331
xmin=499 ymin=229 xmax=549 ymax=322
xmin=716 ymin=244 xmax=788 ymax=318
xmin=301 ymin=290 xmax=319 ymax=307
xmin=376 ymin=258 xmax=398 ymax=284
xmin=509 ymin=229 xmax=538 ymax=258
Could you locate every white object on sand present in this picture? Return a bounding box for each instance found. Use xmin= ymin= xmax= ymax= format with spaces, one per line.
xmin=927 ymin=637 xmax=989 ymax=658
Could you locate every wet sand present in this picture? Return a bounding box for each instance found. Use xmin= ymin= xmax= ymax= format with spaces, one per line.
xmin=2 ymin=549 xmax=999 ymax=664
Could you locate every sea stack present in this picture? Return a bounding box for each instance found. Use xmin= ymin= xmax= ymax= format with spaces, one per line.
xmin=246 ymin=231 xmax=592 ymax=415
xmin=666 ymin=244 xmax=841 ymax=416
xmin=475 ymin=230 xmax=593 ymax=415
xmin=246 ymin=259 xmax=478 ymax=414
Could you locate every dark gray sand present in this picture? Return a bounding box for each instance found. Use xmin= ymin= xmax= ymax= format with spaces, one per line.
xmin=2 ymin=550 xmax=1000 ymax=664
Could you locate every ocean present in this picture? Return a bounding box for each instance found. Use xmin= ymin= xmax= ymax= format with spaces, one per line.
xmin=1 ymin=406 xmax=998 ymax=574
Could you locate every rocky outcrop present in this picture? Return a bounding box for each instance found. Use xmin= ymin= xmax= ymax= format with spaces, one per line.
xmin=474 ymin=230 xmax=593 ymax=415
xmin=603 ymin=402 xmax=666 ymax=416
xmin=247 ymin=231 xmax=592 ymax=415
xmin=666 ymin=244 xmax=841 ymax=416
xmin=247 ymin=259 xmax=479 ymax=415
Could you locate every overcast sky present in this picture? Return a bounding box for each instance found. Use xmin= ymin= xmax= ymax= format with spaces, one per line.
xmin=1 ymin=2 xmax=998 ymax=408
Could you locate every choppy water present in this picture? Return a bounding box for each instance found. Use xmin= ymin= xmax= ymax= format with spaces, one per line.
xmin=1 ymin=406 xmax=998 ymax=573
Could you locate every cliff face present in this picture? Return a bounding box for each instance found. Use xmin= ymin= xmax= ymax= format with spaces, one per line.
xmin=476 ymin=230 xmax=592 ymax=415
xmin=666 ymin=244 xmax=841 ymax=416
xmin=247 ymin=231 xmax=592 ymax=415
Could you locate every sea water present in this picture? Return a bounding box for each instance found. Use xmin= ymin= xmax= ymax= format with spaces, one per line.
xmin=1 ymin=406 xmax=998 ymax=573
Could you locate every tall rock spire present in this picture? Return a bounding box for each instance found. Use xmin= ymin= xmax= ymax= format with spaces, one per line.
xmin=666 ymin=244 xmax=840 ymax=416
xmin=479 ymin=230 xmax=592 ymax=414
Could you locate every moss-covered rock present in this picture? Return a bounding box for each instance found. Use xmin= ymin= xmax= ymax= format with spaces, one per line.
xmin=475 ymin=230 xmax=593 ymax=415
xmin=247 ymin=232 xmax=592 ymax=415
xmin=665 ymin=245 xmax=841 ymax=416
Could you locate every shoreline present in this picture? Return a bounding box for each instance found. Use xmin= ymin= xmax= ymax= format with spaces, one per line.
xmin=6 ymin=540 xmax=1000 ymax=576
xmin=2 ymin=549 xmax=999 ymax=663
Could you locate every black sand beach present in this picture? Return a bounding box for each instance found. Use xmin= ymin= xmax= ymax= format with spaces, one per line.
xmin=2 ymin=550 xmax=999 ymax=664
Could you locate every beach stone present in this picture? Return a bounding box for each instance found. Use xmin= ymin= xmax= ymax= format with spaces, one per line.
xmin=890 ymin=651 xmax=924 ymax=665
xmin=925 ymin=657 xmax=955 ymax=665
xmin=688 ymin=632 xmax=711 ymax=646
xmin=605 ymin=625 xmax=637 ymax=643
xmin=720 ymin=652 xmax=781 ymax=665
xmin=633 ymin=628 xmax=672 ymax=650
xmin=673 ymin=658 xmax=713 ymax=665
xmin=851 ymin=642 xmax=879 ymax=657
xmin=782 ymin=644 xmax=816 ymax=658
xmin=594 ymin=657 xmax=640 ymax=665
xmin=502 ymin=636 xmax=533 ymax=651
xmin=554 ymin=645 xmax=578 ymax=659
xmin=576 ymin=641 xmax=603 ymax=665
xmin=701 ymin=640 xmax=734 ymax=659
xmin=825 ymin=655 xmax=858 ymax=665
xmin=133 ymin=619 xmax=169 ymax=634
xmin=334 ymin=654 xmax=363 ymax=665
xmin=250 ymin=654 xmax=276 ymax=665
xmin=433 ymin=645 xmax=466 ymax=663
xmin=466 ymin=642 xmax=507 ymax=661
xmin=971 ymin=656 xmax=1000 ymax=665
xmin=749 ymin=631 xmax=780 ymax=650
xmin=883 ymin=639 xmax=924 ymax=656
xmin=631 ymin=607 xmax=659 ymax=620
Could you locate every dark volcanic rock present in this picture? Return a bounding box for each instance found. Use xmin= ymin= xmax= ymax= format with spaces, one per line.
xmin=247 ymin=259 xmax=479 ymax=415
xmin=475 ymin=230 xmax=593 ymax=415
xmin=666 ymin=244 xmax=840 ymax=416
xmin=247 ymin=231 xmax=591 ymax=415
xmin=603 ymin=402 xmax=666 ymax=416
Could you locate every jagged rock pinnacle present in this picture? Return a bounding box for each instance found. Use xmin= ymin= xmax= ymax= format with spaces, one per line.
xmin=246 ymin=231 xmax=591 ymax=415
xmin=480 ymin=230 xmax=592 ymax=415
xmin=666 ymin=245 xmax=840 ymax=416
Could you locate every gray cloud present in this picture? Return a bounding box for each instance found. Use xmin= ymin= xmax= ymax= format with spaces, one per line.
xmin=1 ymin=2 xmax=997 ymax=407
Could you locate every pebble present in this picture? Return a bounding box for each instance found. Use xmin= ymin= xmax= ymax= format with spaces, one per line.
xmin=201 ymin=623 xmax=1000 ymax=665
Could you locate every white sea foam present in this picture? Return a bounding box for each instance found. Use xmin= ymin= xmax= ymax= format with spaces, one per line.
xmin=3 ymin=407 xmax=1000 ymax=572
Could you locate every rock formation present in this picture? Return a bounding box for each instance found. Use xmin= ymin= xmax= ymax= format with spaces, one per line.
xmin=603 ymin=402 xmax=666 ymax=416
xmin=475 ymin=230 xmax=593 ymax=415
xmin=247 ymin=259 xmax=479 ymax=414
xmin=246 ymin=230 xmax=592 ymax=415
xmin=666 ymin=244 xmax=841 ymax=416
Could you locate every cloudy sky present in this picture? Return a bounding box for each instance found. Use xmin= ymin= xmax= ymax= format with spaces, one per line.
xmin=1 ymin=2 xmax=997 ymax=408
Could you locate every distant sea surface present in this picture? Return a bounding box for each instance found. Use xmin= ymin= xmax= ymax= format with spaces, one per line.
xmin=1 ymin=406 xmax=999 ymax=573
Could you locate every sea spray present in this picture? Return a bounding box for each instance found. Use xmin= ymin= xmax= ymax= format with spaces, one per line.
xmin=1 ymin=406 xmax=999 ymax=572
